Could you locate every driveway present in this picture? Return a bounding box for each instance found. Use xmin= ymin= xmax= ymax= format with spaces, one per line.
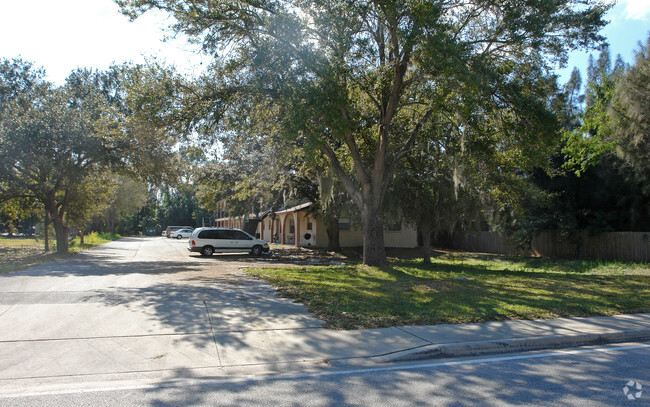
xmin=0 ymin=237 xmax=328 ymax=393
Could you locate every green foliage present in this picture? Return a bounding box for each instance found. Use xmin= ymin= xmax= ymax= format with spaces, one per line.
xmin=0 ymin=66 xmax=116 ymax=252
xmin=159 ymin=184 xmax=207 ymax=227
xmin=0 ymin=197 xmax=40 ymax=235
xmin=194 ymin=139 xmax=296 ymax=218
xmin=0 ymin=58 xmax=46 ymax=115
xmin=93 ymin=175 xmax=148 ymax=233
xmin=66 ymin=172 xmax=119 ymax=230
xmin=388 ymin=59 xmax=562 ymax=255
xmin=115 ymin=62 xmax=188 ymax=185
xmin=69 ymin=231 xmax=121 ymax=249
xmin=519 ymin=39 xmax=650 ymax=244
xmin=190 ymin=80 xmax=309 ymax=219
xmin=116 ymin=0 xmax=610 ymax=265
xmin=562 ymin=71 xmax=618 ymax=175
xmin=0 ymin=59 xmax=181 ymax=251
xmin=609 ymin=37 xmax=650 ymax=193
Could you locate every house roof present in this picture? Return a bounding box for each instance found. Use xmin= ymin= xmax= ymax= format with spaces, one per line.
xmin=214 ymin=201 xmax=313 ymax=222
xmin=274 ymin=201 xmax=312 ymax=215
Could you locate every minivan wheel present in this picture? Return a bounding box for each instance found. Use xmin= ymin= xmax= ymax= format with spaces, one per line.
xmin=200 ymin=246 xmax=214 ymax=256
xmin=251 ymin=245 xmax=263 ymax=256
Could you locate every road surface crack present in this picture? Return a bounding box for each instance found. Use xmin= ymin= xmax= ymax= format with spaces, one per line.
xmin=203 ymin=300 xmax=223 ymax=369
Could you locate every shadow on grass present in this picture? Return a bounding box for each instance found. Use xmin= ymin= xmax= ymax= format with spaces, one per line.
xmin=0 ymin=247 xmax=75 ymax=275
xmin=0 ymin=234 xmax=122 ymax=275
xmin=246 ymin=260 xmax=650 ymax=329
xmin=393 ymin=252 xmax=649 ymax=275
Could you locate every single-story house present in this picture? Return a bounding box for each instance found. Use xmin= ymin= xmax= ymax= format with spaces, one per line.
xmin=214 ymin=201 xmax=418 ymax=249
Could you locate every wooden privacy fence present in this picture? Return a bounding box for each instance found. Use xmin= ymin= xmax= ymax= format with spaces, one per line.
xmin=444 ymin=230 xmax=650 ymax=263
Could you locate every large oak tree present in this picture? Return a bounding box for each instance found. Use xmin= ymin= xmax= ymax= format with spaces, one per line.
xmin=117 ymin=0 xmax=609 ymax=265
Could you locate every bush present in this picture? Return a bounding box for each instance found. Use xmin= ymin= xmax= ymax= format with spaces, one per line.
xmin=69 ymin=232 xmax=121 ymax=248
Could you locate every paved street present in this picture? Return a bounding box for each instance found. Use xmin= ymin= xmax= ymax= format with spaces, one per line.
xmin=2 ymin=343 xmax=649 ymax=406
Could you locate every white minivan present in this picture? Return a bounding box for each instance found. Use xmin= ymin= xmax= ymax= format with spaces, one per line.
xmin=188 ymin=227 xmax=270 ymax=256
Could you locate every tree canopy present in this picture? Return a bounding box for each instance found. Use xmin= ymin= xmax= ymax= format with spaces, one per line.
xmin=116 ymin=0 xmax=610 ymax=265
xmin=516 ymin=39 xmax=650 ymax=247
xmin=610 ymin=37 xmax=650 ymax=190
xmin=0 ymin=60 xmax=180 ymax=252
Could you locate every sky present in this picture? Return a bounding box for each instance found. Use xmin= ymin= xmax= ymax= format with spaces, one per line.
xmin=0 ymin=0 xmax=649 ymax=85
xmin=563 ymin=0 xmax=650 ymax=82
xmin=0 ymin=0 xmax=208 ymax=83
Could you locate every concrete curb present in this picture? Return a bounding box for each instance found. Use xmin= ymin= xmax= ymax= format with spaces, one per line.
xmin=382 ymin=328 xmax=650 ymax=362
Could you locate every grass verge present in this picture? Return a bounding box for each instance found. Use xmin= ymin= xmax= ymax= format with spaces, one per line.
xmin=244 ymin=252 xmax=650 ymax=329
xmin=0 ymin=232 xmax=121 ymax=275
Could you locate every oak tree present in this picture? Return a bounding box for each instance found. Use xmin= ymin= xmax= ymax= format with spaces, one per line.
xmin=0 ymin=61 xmax=178 ymax=252
xmin=117 ymin=0 xmax=609 ymax=265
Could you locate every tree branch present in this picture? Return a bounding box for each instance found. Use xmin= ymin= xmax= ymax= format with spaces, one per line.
xmin=384 ymin=106 xmax=436 ymax=197
xmin=319 ymin=143 xmax=363 ymax=209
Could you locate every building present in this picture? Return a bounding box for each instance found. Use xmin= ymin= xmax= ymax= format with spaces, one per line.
xmin=215 ymin=201 xmax=418 ymax=249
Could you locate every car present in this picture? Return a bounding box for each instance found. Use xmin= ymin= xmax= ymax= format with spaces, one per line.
xmin=188 ymin=227 xmax=270 ymax=256
xmin=170 ymin=228 xmax=194 ymax=239
xmin=165 ymin=226 xmax=193 ymax=238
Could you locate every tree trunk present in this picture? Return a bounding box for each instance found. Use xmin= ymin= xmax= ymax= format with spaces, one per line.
xmin=52 ymin=214 xmax=69 ymax=254
xmin=107 ymin=210 xmax=115 ymax=233
xmin=361 ymin=203 xmax=387 ymax=266
xmin=44 ymin=192 xmax=69 ymax=254
xmin=421 ymin=226 xmax=433 ymax=264
xmin=326 ymin=221 xmax=340 ymax=252
xmin=43 ymin=213 xmax=50 ymax=252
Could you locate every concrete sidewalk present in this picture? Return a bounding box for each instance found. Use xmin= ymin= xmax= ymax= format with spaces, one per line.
xmin=196 ymin=313 xmax=650 ymax=368
xmin=378 ymin=313 xmax=650 ymax=362
xmin=2 ymin=312 xmax=649 ymax=393
xmin=202 ymin=313 xmax=650 ymax=368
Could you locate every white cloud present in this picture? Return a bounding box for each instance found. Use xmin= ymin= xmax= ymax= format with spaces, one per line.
xmin=619 ymin=0 xmax=650 ymax=20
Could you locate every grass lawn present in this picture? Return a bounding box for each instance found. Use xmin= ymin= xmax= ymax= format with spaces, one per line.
xmin=0 ymin=232 xmax=121 ymax=275
xmin=244 ymin=252 xmax=650 ymax=329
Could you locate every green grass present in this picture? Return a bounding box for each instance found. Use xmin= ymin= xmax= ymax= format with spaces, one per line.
xmin=69 ymin=232 xmax=121 ymax=252
xmin=244 ymin=252 xmax=650 ymax=329
xmin=0 ymin=232 xmax=121 ymax=274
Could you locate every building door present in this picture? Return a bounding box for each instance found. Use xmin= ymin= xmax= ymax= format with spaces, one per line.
xmin=286 ymin=217 xmax=295 ymax=245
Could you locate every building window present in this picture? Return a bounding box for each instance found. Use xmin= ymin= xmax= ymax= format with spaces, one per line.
xmin=307 ymin=218 xmax=313 ymax=230
xmin=339 ymin=218 xmax=351 ymax=231
xmin=387 ymin=221 xmax=401 ymax=231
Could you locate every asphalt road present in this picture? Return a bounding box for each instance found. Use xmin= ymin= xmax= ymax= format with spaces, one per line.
xmin=2 ymin=343 xmax=648 ymax=406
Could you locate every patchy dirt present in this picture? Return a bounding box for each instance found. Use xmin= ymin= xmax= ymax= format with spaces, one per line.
xmin=1 ymin=246 xmax=39 ymax=263
xmin=263 ymin=245 xmax=446 ymax=266
xmin=0 ymin=246 xmax=59 ymax=274
xmin=266 ymin=246 xmax=355 ymax=265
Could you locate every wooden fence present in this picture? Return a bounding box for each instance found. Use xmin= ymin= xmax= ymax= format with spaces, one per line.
xmin=441 ymin=230 xmax=650 ymax=263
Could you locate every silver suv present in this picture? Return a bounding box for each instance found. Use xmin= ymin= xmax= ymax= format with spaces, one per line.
xmin=188 ymin=227 xmax=270 ymax=256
